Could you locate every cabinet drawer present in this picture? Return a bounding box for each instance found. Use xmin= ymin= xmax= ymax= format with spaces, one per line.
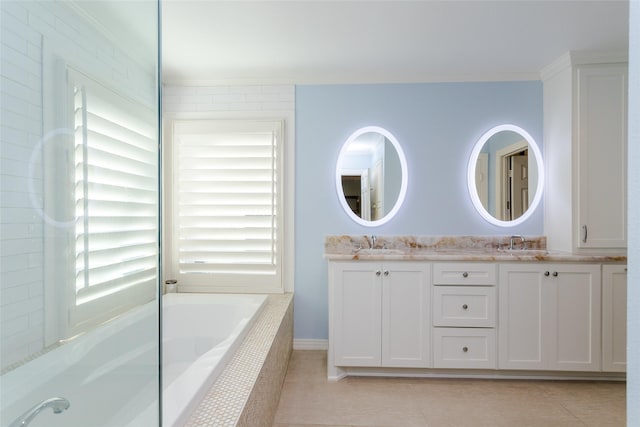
xmin=433 ymin=328 xmax=497 ymax=369
xmin=433 ymin=263 xmax=496 ymax=285
xmin=433 ymin=286 xmax=496 ymax=327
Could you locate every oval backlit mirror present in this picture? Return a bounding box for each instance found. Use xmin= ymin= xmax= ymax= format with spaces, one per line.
xmin=336 ymin=126 xmax=408 ymax=227
xmin=467 ymin=124 xmax=544 ymax=227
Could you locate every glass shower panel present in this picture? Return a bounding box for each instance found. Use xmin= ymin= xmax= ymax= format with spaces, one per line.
xmin=1 ymin=1 xmax=160 ymax=426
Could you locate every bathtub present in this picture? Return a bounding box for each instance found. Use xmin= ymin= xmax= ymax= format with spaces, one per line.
xmin=162 ymin=293 xmax=267 ymax=427
xmin=0 ymin=293 xmax=266 ymax=427
xmin=0 ymin=301 xmax=160 ymax=427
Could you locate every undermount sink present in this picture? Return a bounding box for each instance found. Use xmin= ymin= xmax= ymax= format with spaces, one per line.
xmin=497 ymin=248 xmax=549 ymax=256
xmin=356 ymin=248 xmax=405 ymax=255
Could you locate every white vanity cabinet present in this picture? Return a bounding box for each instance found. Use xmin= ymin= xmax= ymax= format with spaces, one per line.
xmin=543 ymin=54 xmax=628 ymax=252
xmin=498 ymin=263 xmax=601 ymax=371
xmin=602 ymin=265 xmax=627 ymax=372
xmin=328 ymin=261 xmax=431 ymax=369
xmin=432 ymin=263 xmax=497 ymax=369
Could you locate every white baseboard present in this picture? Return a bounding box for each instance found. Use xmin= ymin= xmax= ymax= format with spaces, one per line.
xmin=293 ymin=339 xmax=328 ymax=351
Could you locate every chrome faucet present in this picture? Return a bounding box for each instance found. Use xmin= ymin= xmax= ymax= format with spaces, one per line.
xmin=8 ymin=397 xmax=70 ymax=427
xmin=371 ymin=235 xmax=377 ymax=248
xmin=509 ymin=235 xmax=527 ymax=250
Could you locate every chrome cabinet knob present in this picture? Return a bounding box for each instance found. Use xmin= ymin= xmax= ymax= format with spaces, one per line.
xmin=462 ymin=272 xmax=469 ymax=278
xmin=462 ymin=304 xmax=468 ymax=310
xmin=544 ymin=271 xmax=550 ymax=276
xmin=552 ymin=272 xmax=558 ymax=277
xmin=384 ymin=270 xmax=389 ymax=276
xmin=376 ymin=270 xmax=381 ymax=276
xmin=462 ymin=346 xmax=469 ymax=353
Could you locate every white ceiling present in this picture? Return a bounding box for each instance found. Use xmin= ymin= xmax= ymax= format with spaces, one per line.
xmin=160 ymin=0 xmax=629 ymax=85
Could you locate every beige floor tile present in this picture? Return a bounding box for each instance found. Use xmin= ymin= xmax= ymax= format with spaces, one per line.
xmin=283 ymin=350 xmax=328 ymax=383
xmin=273 ymin=425 xmax=355 ymax=427
xmin=273 ymin=351 xmax=626 ymax=427
xmin=423 ymin=415 xmax=586 ymax=427
xmin=274 ymin=379 xmax=428 ymax=426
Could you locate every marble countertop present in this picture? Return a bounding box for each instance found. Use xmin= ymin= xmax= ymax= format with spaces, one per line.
xmin=324 ymin=235 xmax=627 ymax=263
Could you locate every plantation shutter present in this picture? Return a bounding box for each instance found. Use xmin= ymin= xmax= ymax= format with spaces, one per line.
xmin=70 ymin=68 xmax=158 ymax=307
xmin=172 ymin=120 xmax=283 ymax=291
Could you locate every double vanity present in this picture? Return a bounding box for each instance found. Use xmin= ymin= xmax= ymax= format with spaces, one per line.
xmin=328 ymin=54 xmax=628 ymax=382
xmin=325 ymin=235 xmax=627 ymax=381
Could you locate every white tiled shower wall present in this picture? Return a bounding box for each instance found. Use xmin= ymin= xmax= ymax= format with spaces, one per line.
xmin=0 ymin=1 xmax=155 ymax=370
xmin=163 ymin=84 xmax=295 ymax=114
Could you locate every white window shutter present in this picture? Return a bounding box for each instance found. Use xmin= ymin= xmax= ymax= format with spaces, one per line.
xmin=172 ymin=120 xmax=283 ymax=291
xmin=71 ymin=68 xmax=158 ymax=308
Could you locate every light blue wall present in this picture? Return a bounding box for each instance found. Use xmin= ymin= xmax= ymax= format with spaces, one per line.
xmin=294 ymin=81 xmax=543 ymax=340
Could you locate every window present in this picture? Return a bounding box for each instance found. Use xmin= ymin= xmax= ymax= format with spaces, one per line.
xmin=68 ymin=68 xmax=158 ymax=329
xmin=169 ymin=119 xmax=284 ymax=293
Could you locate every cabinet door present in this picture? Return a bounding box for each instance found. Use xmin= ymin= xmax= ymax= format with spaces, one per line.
xmin=602 ymin=265 xmax=627 ymax=372
xmin=576 ymin=64 xmax=628 ymax=249
xmin=499 ymin=264 xmax=546 ymax=370
xmin=381 ymin=262 xmax=431 ymax=367
xmin=548 ymin=264 xmax=601 ymax=371
xmin=331 ymin=262 xmax=382 ymax=366
xmin=499 ymin=264 xmax=602 ymax=371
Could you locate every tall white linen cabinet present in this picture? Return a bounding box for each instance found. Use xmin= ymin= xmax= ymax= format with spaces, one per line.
xmin=542 ymin=52 xmax=628 ymax=253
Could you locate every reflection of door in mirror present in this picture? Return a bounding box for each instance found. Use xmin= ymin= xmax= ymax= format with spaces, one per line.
xmin=510 ymin=153 xmax=529 ymax=219
xmin=371 ymin=159 xmax=384 ymax=220
xmin=341 ymin=175 xmax=361 ymax=216
xmin=495 ymin=139 xmax=529 ymax=221
xmin=341 ymin=169 xmax=371 ymax=219
xmin=475 ymin=153 xmax=489 ymax=212
xmin=361 ymin=169 xmax=370 ymax=221
xmin=500 ymin=149 xmax=529 ymax=220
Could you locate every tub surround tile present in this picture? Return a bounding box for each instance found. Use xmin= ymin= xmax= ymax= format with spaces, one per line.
xmin=237 ymin=298 xmax=293 ymax=427
xmin=324 ymin=235 xmax=627 ymax=262
xmin=184 ymin=293 xmax=293 ymax=427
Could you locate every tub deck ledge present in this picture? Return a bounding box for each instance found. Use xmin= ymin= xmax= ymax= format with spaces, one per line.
xmin=183 ymin=293 xmax=294 ymax=427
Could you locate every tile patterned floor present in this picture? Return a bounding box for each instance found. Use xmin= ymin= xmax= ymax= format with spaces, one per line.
xmin=273 ymin=350 xmax=626 ymax=427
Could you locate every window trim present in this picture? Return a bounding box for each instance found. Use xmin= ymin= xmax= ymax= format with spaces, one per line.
xmin=162 ymin=111 xmax=295 ymax=294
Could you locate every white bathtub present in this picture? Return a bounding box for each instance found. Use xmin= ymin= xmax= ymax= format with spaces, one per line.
xmin=162 ymin=293 xmax=267 ymax=427
xmin=0 ymin=301 xmax=160 ymax=427
xmin=0 ymin=293 xmax=266 ymax=427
